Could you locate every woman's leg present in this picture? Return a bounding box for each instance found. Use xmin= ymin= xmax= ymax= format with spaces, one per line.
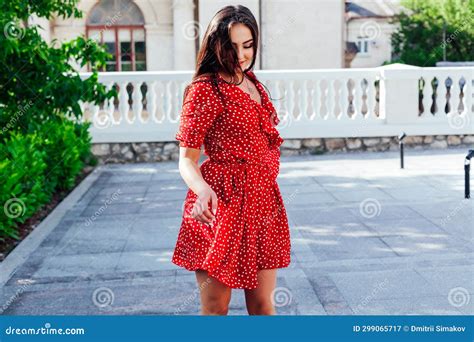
xmin=195 ymin=269 xmax=232 ymax=315
xmin=244 ymin=269 xmax=277 ymax=315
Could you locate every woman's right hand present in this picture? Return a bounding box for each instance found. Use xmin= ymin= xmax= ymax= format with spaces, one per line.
xmin=192 ymin=185 xmax=218 ymax=225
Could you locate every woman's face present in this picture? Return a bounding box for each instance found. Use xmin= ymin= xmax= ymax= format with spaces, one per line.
xmin=229 ymin=23 xmax=254 ymax=72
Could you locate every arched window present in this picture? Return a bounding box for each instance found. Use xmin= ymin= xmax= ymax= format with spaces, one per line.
xmin=86 ymin=0 xmax=146 ymax=71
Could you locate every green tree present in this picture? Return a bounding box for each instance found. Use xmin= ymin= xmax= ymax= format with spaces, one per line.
xmin=391 ymin=0 xmax=474 ymax=66
xmin=0 ymin=1 xmax=115 ymax=240
xmin=0 ymin=0 xmax=114 ymax=135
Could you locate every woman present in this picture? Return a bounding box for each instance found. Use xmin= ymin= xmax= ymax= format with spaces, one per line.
xmin=171 ymin=5 xmax=291 ymax=316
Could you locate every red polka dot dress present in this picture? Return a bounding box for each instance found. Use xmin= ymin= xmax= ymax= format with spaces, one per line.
xmin=171 ymin=70 xmax=291 ymax=289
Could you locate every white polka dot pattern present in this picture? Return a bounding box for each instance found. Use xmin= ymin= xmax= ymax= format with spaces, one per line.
xmin=172 ymin=70 xmax=291 ymax=289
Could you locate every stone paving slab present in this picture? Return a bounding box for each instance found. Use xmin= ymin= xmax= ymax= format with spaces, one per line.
xmin=0 ymin=148 xmax=473 ymax=315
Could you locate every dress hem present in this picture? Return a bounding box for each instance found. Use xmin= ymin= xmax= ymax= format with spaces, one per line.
xmin=172 ymin=257 xmax=291 ymax=290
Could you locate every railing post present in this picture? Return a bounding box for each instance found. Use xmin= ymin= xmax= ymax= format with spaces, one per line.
xmin=378 ymin=63 xmax=421 ymax=125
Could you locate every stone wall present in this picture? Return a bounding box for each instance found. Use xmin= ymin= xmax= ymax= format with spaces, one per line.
xmin=91 ymin=135 xmax=474 ymax=164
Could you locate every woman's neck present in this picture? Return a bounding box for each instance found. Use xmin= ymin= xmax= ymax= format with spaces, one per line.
xmin=219 ymin=70 xmax=246 ymax=83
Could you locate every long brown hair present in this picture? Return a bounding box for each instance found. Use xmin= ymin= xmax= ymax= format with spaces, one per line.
xmin=182 ymin=5 xmax=272 ymax=106
xmin=195 ymin=5 xmax=258 ymax=82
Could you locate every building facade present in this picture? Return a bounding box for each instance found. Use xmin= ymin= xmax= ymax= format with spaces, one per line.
xmin=33 ymin=0 xmax=346 ymax=71
xmin=345 ymin=0 xmax=401 ymax=68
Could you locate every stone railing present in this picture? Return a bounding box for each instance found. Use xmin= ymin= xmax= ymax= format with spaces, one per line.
xmin=79 ymin=64 xmax=473 ymax=163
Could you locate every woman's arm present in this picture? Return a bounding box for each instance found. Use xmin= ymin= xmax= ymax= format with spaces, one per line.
xmin=174 ymin=80 xmax=224 ymax=224
xmin=178 ymin=146 xmax=207 ymax=194
xmin=178 ymin=146 xmax=217 ymax=225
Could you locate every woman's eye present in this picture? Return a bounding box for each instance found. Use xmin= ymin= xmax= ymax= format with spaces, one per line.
xmin=244 ymin=45 xmax=253 ymax=49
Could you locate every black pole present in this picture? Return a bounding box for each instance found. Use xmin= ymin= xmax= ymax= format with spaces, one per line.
xmin=398 ymin=132 xmax=406 ymax=169
xmin=400 ymin=143 xmax=404 ymax=169
xmin=465 ymin=150 xmax=474 ymax=199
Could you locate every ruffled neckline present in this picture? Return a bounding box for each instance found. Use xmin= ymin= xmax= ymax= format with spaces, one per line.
xmin=216 ymin=71 xmax=283 ymax=149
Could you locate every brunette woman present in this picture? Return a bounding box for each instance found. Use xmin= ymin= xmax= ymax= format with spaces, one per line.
xmin=172 ymin=5 xmax=291 ymax=316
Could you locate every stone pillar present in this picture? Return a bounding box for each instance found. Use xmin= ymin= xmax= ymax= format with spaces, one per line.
xmin=173 ymin=0 xmax=196 ymax=70
xmin=378 ymin=63 xmax=421 ymax=124
xmin=145 ymin=25 xmax=174 ymax=71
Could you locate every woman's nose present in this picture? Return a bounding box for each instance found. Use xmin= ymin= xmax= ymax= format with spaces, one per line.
xmin=237 ymin=48 xmax=245 ymax=60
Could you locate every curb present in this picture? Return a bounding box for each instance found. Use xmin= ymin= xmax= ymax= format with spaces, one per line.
xmin=0 ymin=166 xmax=104 ymax=288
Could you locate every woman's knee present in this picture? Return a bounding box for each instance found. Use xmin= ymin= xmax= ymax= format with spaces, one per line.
xmin=246 ymin=300 xmax=275 ymax=315
xmin=195 ymin=271 xmax=231 ymax=315
xmin=202 ymin=299 xmax=229 ymax=315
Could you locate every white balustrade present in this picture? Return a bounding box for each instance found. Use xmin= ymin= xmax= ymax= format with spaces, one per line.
xmin=79 ymin=66 xmax=474 ymax=143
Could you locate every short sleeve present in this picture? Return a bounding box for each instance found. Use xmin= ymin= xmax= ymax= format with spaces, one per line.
xmin=175 ymin=81 xmax=224 ymax=149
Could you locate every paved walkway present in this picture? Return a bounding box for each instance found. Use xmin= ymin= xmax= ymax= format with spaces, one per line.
xmin=1 ymin=148 xmax=472 ymax=315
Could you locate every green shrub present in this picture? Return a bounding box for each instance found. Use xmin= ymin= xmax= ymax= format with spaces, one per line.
xmin=0 ymin=1 xmax=114 ymax=242
xmin=37 ymin=119 xmax=92 ymax=191
xmin=0 ymin=131 xmax=48 ymax=240
xmin=0 ymin=119 xmax=94 ymax=240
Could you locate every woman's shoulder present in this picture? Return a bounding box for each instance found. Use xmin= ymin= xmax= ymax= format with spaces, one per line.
xmin=198 ymin=72 xmax=215 ymax=78
xmin=183 ymin=73 xmax=223 ymax=106
xmin=192 ymin=73 xmax=216 ymax=83
xmin=186 ymin=73 xmax=215 ymax=89
xmin=186 ymin=73 xmax=219 ymax=91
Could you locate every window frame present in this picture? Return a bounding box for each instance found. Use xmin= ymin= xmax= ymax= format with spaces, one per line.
xmin=86 ymin=24 xmax=146 ymax=72
xmin=356 ymin=37 xmax=370 ymax=56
